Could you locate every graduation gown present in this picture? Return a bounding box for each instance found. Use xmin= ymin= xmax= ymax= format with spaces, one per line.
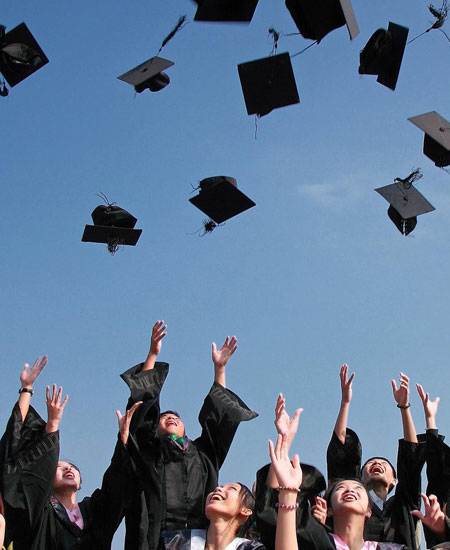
xmin=0 ymin=402 xmax=137 ymax=550
xmin=121 ymin=361 xmax=258 ymax=550
xmin=326 ymin=429 xmax=426 ymax=550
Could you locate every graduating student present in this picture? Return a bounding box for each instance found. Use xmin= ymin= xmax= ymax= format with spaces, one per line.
xmin=121 ymin=321 xmax=258 ymax=550
xmin=0 ymin=356 xmax=141 ymax=550
xmin=326 ymin=365 xmax=425 ymax=550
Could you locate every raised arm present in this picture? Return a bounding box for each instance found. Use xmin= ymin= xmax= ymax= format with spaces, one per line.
xmin=45 ymin=384 xmax=68 ymax=433
xmin=392 ymin=372 xmax=418 ymax=443
xmin=266 ymin=394 xmax=302 ymax=488
xmin=334 ymin=364 xmax=354 ymax=444
xmin=212 ymin=335 xmax=237 ymax=388
xmin=142 ymin=320 xmax=167 ymax=372
xmin=416 ymin=383 xmax=440 ymax=431
xmin=269 ymin=433 xmax=302 ymax=550
xmin=18 ymin=355 xmax=47 ymax=421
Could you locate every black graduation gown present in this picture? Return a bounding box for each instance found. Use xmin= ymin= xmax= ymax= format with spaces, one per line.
xmin=120 ymin=361 xmax=258 ymax=550
xmin=326 ymin=429 xmax=426 ymax=550
xmin=0 ymin=403 xmax=137 ymax=550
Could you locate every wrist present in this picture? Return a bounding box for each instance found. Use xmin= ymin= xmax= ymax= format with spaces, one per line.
xmin=19 ymin=387 xmax=34 ymax=395
xmin=278 ymin=491 xmax=298 ymax=506
xmin=45 ymin=422 xmax=59 ymax=433
xmin=397 ymin=402 xmax=410 ymax=409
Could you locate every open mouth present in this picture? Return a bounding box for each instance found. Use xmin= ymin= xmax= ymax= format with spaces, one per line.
xmin=343 ymin=494 xmax=357 ymax=502
xmin=370 ymin=465 xmax=384 ymax=474
xmin=210 ymin=493 xmax=224 ymax=502
xmin=64 ymin=472 xmax=75 ymax=480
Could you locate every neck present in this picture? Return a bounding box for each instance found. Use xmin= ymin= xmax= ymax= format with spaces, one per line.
xmin=205 ymin=517 xmax=240 ymax=550
xmin=333 ymin=514 xmax=366 ymax=550
xmin=367 ymin=481 xmax=389 ymax=502
xmin=53 ymin=488 xmax=77 ymax=510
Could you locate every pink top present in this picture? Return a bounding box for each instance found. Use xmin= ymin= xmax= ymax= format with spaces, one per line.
xmin=331 ymin=534 xmax=378 ymax=550
xmin=63 ymin=502 xmax=84 ymax=530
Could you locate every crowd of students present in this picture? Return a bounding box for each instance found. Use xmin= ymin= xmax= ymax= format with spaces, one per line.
xmin=0 ymin=321 xmax=449 ymax=550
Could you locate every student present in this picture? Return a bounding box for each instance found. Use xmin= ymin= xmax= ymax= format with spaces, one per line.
xmin=121 ymin=321 xmax=258 ymax=550
xmin=0 ymin=356 xmax=141 ymax=550
xmin=326 ymin=366 xmax=425 ymax=549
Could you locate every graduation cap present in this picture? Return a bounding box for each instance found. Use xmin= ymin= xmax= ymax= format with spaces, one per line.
xmin=238 ymin=52 xmax=299 ymax=117
xmin=375 ymin=170 xmax=435 ymax=235
xmin=189 ymin=176 xmax=255 ymax=224
xmin=193 ymin=0 xmax=259 ymax=22
xmin=0 ymin=22 xmax=48 ymax=91
xmin=285 ymin=0 xmax=359 ymax=43
xmin=82 ymin=199 xmax=142 ymax=254
xmin=118 ymin=56 xmax=174 ymax=93
xmin=408 ymin=111 xmax=450 ymax=167
xmin=359 ymin=22 xmax=408 ymax=91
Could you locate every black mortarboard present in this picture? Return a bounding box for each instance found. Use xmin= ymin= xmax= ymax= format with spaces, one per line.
xmin=285 ymin=0 xmax=359 ymax=43
xmin=0 ymin=22 xmax=49 ymax=88
xmin=118 ymin=57 xmax=174 ymax=93
xmin=359 ymin=22 xmax=408 ymax=91
xmin=409 ymin=111 xmax=450 ymax=167
xmin=193 ymin=0 xmax=259 ymax=22
xmin=375 ymin=179 xmax=435 ymax=235
xmin=82 ymin=203 xmax=142 ymax=253
xmin=238 ymin=52 xmax=299 ymax=117
xmin=189 ymin=176 xmax=255 ymax=224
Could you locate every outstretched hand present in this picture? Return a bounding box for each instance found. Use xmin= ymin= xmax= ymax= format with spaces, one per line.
xmin=212 ymin=336 xmax=237 ymax=369
xmin=311 ymin=496 xmax=327 ymax=525
xmin=391 ymin=372 xmax=410 ymax=407
xmin=116 ymin=401 xmax=143 ymax=444
xmin=416 ymin=383 xmax=440 ymax=421
xmin=411 ymin=494 xmax=446 ymax=540
xmin=269 ymin=433 xmax=302 ymax=490
xmin=45 ymin=384 xmax=68 ymax=433
xmin=20 ymin=355 xmax=47 ymax=388
xmin=275 ymin=393 xmax=302 ymax=447
xmin=149 ymin=320 xmax=167 ymax=356
xmin=340 ymin=364 xmax=354 ymax=404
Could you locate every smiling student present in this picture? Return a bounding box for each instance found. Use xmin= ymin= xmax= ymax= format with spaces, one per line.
xmin=120 ymin=321 xmax=258 ymax=550
xmin=326 ymin=366 xmax=426 ymax=549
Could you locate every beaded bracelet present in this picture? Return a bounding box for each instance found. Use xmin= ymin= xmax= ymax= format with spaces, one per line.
xmin=396 ymin=403 xmax=410 ymax=409
xmin=277 ymin=486 xmax=300 ymax=493
xmin=276 ymin=502 xmax=299 ymax=510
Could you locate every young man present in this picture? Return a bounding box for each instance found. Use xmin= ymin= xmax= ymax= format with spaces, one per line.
xmin=326 ymin=365 xmax=425 ymax=550
xmin=0 ymin=356 xmax=140 ymax=550
xmin=120 ymin=321 xmax=258 ymax=550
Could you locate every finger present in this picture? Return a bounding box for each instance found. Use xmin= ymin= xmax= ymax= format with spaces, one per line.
xmin=211 ymin=342 xmax=217 ymax=354
xmin=56 ymin=386 xmax=63 ymax=403
xmin=411 ymin=510 xmax=424 ymax=520
xmin=434 ymin=397 xmax=441 ymax=405
xmin=292 ymin=453 xmax=300 ymax=469
xmin=292 ymin=408 xmax=302 ymax=424
xmin=51 ymin=383 xmax=57 ymax=402
xmin=400 ymin=372 xmax=409 ymax=382
xmin=428 ymin=494 xmax=439 ymax=511
xmin=128 ymin=401 xmax=143 ymax=417
xmin=46 ymin=385 xmax=50 ymax=402
xmin=31 ymin=356 xmax=41 ymax=370
xmin=317 ymin=496 xmax=327 ymax=509
xmin=347 ymin=372 xmax=355 ymax=385
xmin=60 ymin=394 xmax=69 ymax=409
xmin=391 ymin=380 xmax=398 ymax=392
xmin=416 ymin=383 xmax=424 ymax=399
xmin=37 ymin=355 xmax=48 ymax=371
xmin=421 ymin=493 xmax=430 ymax=509
xmin=116 ymin=410 xmax=123 ymax=422
xmin=222 ymin=336 xmax=230 ymax=348
xmin=274 ymin=433 xmax=283 ymax=459
xmin=268 ymin=439 xmax=276 ymax=463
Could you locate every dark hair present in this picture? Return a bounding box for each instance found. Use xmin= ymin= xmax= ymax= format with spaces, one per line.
xmin=159 ymin=410 xmax=181 ymax=419
xmin=236 ymin=483 xmax=256 ymax=538
xmin=325 ymin=478 xmax=372 ymax=515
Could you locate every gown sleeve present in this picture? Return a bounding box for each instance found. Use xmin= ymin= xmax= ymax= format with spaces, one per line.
xmin=326 ymin=428 xmax=362 ymax=482
xmin=193 ymin=382 xmax=258 ymax=471
xmin=0 ymin=403 xmax=59 ymax=542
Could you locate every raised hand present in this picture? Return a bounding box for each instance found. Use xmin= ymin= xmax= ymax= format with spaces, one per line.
xmin=149 ymin=320 xmax=167 ymax=356
xmin=416 ymin=383 xmax=440 ymax=429
xmin=340 ymin=364 xmax=354 ymax=404
xmin=391 ymin=372 xmax=410 ymax=407
xmin=269 ymin=433 xmax=302 ymax=491
xmin=45 ymin=384 xmax=68 ymax=433
xmin=411 ymin=494 xmax=446 ymax=540
xmin=212 ymin=336 xmax=237 ymax=369
xmin=116 ymin=401 xmax=143 ymax=444
xmin=20 ymin=355 xmax=47 ymax=389
xmin=311 ymin=496 xmax=327 ymax=525
xmin=275 ymin=393 xmax=302 ymax=447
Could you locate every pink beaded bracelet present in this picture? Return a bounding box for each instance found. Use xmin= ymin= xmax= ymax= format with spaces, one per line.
xmin=275 ymin=502 xmax=299 ymax=510
xmin=277 ymin=486 xmax=300 ymax=493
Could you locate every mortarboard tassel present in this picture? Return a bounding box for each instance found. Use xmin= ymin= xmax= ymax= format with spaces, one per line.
xmin=394 ymin=167 xmax=423 ymax=189
xmin=158 ymin=15 xmax=187 ymax=54
xmin=408 ymin=1 xmax=449 ymax=43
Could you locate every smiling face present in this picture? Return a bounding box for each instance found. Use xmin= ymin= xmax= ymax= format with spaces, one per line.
xmin=362 ymin=458 xmax=396 ymax=491
xmin=156 ymin=412 xmax=185 ymax=439
xmin=327 ymin=480 xmax=371 ymax=519
xmin=205 ymin=483 xmax=253 ymax=524
xmin=53 ymin=461 xmax=81 ymax=492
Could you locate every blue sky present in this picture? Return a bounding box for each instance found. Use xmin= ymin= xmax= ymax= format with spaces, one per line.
xmin=2 ymin=1 xmax=450 ymax=547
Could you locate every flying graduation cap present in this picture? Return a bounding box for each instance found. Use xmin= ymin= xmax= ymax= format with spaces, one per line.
xmin=375 ymin=169 xmax=435 ymax=236
xmin=285 ymin=0 xmax=359 ymax=43
xmin=193 ymin=0 xmax=260 ymax=22
xmin=238 ymin=52 xmax=299 ymax=117
xmin=408 ymin=111 xmax=450 ymax=167
xmin=82 ymin=196 xmax=142 ymax=254
xmin=118 ymin=16 xmax=186 ymax=94
xmin=358 ymin=22 xmax=409 ymax=91
xmin=0 ymin=22 xmax=49 ymax=95
xmin=189 ymin=176 xmax=255 ymax=228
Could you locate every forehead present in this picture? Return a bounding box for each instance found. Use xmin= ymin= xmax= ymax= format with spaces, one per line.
xmin=335 ymin=480 xmax=365 ymax=491
xmin=222 ymin=482 xmax=241 ymax=491
xmin=57 ymin=461 xmax=72 ymax=468
xmin=160 ymin=413 xmax=180 ymax=420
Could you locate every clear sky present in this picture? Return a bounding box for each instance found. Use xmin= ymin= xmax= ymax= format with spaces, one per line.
xmin=2 ymin=1 xmax=450 ymax=548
